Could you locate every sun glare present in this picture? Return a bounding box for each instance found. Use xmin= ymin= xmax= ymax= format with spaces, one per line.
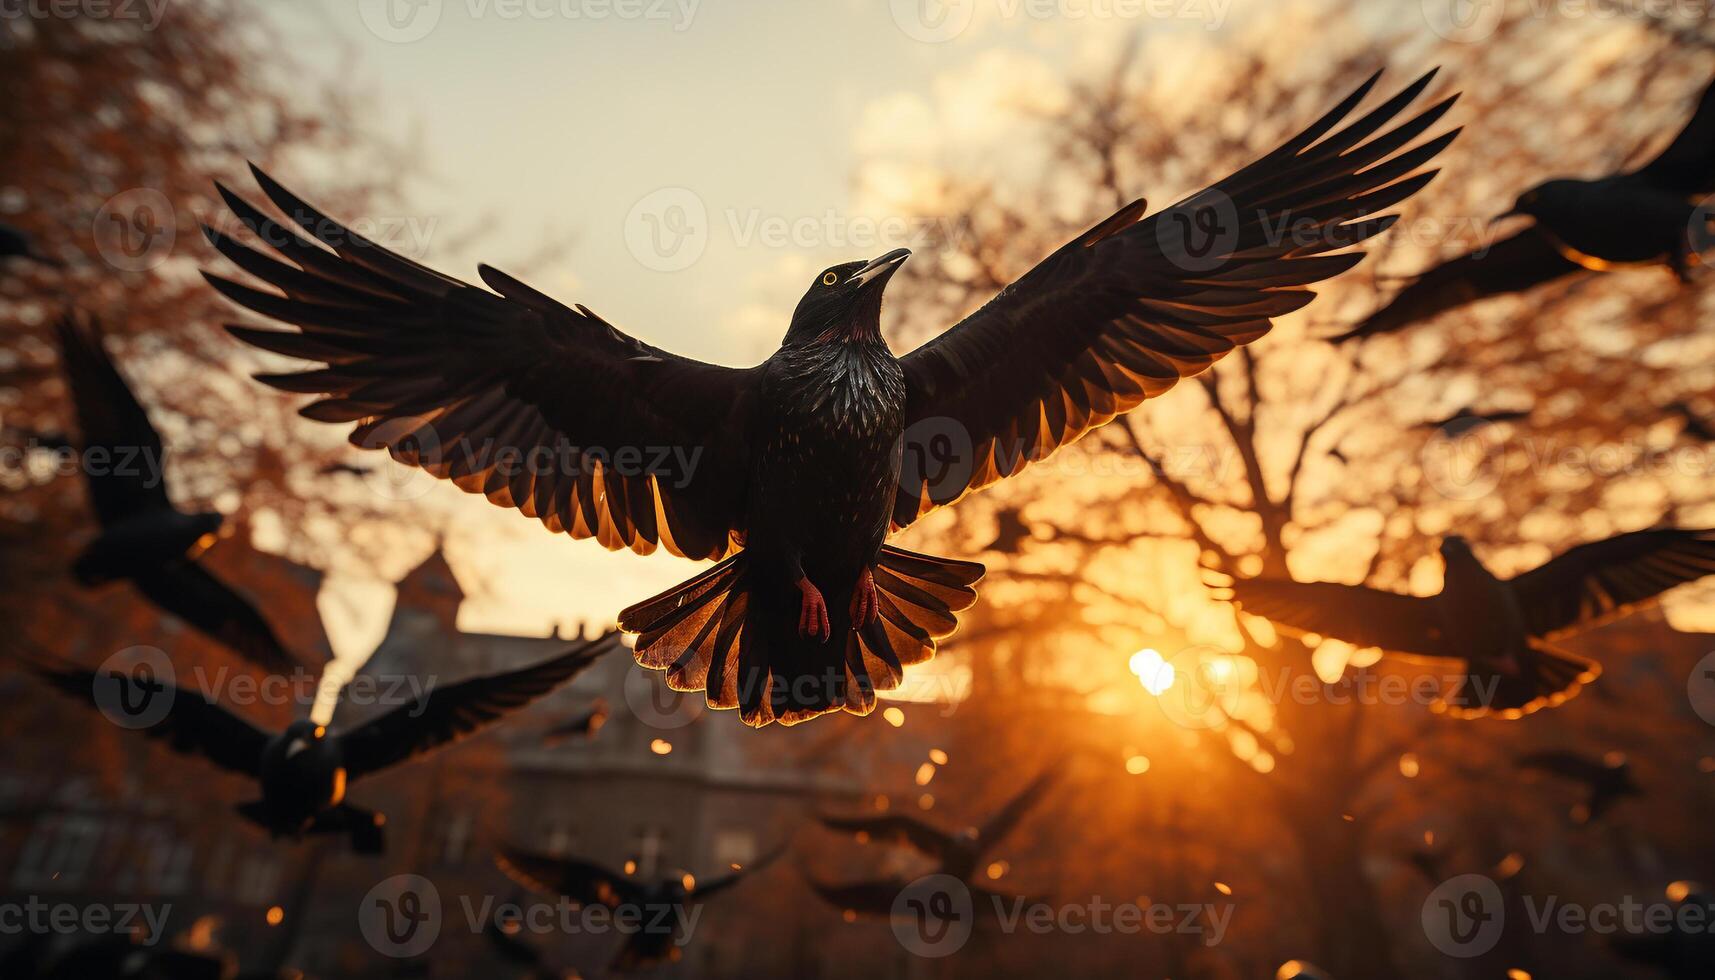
xmin=1128 ymin=648 xmax=1175 ymax=696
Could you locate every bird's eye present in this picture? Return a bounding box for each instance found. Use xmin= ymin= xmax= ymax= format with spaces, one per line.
xmin=822 ymin=272 xmax=839 ymax=286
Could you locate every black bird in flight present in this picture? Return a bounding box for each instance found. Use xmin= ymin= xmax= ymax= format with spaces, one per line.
xmin=207 ymin=69 xmax=1457 ymax=726
xmin=540 ymin=695 xmax=608 ymax=744
xmin=0 ymin=221 xmax=59 ymax=267
xmin=55 ymin=316 xmax=308 ymax=675
xmin=1612 ymin=881 xmax=1715 ymax=979
xmin=1415 ymin=405 xmax=1531 ymax=437
xmin=807 ymin=770 xmax=1055 ymax=919
xmin=1516 ymin=749 xmax=1642 ymax=823
xmin=27 ymin=635 xmax=616 ymax=852
xmin=495 ymin=841 xmax=783 ymax=972
xmin=1228 ymin=529 xmax=1715 ymax=718
xmin=1337 ymin=72 xmax=1715 ymax=342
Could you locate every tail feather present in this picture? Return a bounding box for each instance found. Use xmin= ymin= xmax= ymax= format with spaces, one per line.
xmin=619 ymin=545 xmax=984 ymax=727
xmin=1435 ymin=642 xmax=1601 ymax=720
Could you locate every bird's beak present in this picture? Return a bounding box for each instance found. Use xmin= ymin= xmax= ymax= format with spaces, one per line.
xmin=849 ymin=248 xmax=910 ymax=287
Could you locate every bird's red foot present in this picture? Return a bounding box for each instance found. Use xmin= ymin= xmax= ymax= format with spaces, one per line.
xmin=797 ymin=577 xmax=830 ymax=642
xmin=849 ymin=566 xmax=879 ymax=628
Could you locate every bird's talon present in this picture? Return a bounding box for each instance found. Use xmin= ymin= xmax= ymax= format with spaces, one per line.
xmin=797 ymin=578 xmax=830 ymax=642
xmin=849 ymin=567 xmax=879 ymax=628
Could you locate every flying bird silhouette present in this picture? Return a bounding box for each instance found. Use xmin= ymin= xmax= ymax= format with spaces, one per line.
xmin=55 ymin=316 xmax=308 ymax=675
xmin=1337 ymin=72 xmax=1715 ymax=342
xmin=1612 ymin=881 xmax=1715 ymax=979
xmin=27 ymin=635 xmax=616 ymax=852
xmin=208 ymin=69 xmax=1456 ymax=726
xmin=1415 ymin=405 xmax=1531 ymax=437
xmin=494 ymin=841 xmax=783 ymax=971
xmin=1516 ymin=749 xmax=1642 ymax=823
xmin=1229 ymin=529 xmax=1715 ymax=718
xmin=807 ymin=770 xmax=1055 ymax=919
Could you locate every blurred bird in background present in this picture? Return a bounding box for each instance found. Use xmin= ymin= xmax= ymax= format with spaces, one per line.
xmin=1515 ymin=749 xmax=1643 ymax=823
xmin=1228 ymin=529 xmax=1715 ymax=717
xmin=23 ymin=634 xmax=617 ymax=852
xmin=55 ymin=316 xmax=309 ymax=675
xmin=1337 ymin=72 xmax=1715 ymax=341
xmin=495 ymin=840 xmax=784 ymax=971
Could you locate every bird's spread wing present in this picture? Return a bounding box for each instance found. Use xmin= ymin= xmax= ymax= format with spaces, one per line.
xmin=892 ymin=70 xmax=1458 ymax=527
xmin=338 ymin=633 xmax=619 ymax=780
xmin=30 ymin=661 xmax=270 ymax=775
xmin=53 ymin=316 xmax=170 ymax=524
xmin=495 ymin=846 xmax=645 ymax=907
xmin=1507 ymin=528 xmax=1715 ymax=640
xmin=690 ymin=843 xmax=787 ymax=899
xmin=975 ymin=769 xmax=1055 ymax=856
xmin=208 ymin=167 xmax=761 ymax=561
xmin=1515 ymin=750 xmax=1606 ymax=783
xmin=1228 ymin=577 xmax=1449 ymax=658
xmin=132 ymin=562 xmax=302 ymax=674
xmin=1629 ymin=72 xmax=1715 ymax=195
xmin=816 ymin=811 xmax=955 ymax=862
xmin=802 ymin=875 xmax=906 ymax=916
xmin=1330 ymin=229 xmax=1578 ymax=342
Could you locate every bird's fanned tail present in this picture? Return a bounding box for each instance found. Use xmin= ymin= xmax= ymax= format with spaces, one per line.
xmin=621 ymin=546 xmax=984 ymax=727
xmin=1435 ymin=640 xmax=1600 ymax=720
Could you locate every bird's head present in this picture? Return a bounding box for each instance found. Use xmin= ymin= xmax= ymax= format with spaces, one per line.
xmin=783 ymin=248 xmax=910 ymax=347
xmin=1438 ymin=535 xmax=1475 ymax=562
xmin=281 ymin=719 xmax=328 ymax=757
xmin=1497 ymin=180 xmax=1576 ymax=223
